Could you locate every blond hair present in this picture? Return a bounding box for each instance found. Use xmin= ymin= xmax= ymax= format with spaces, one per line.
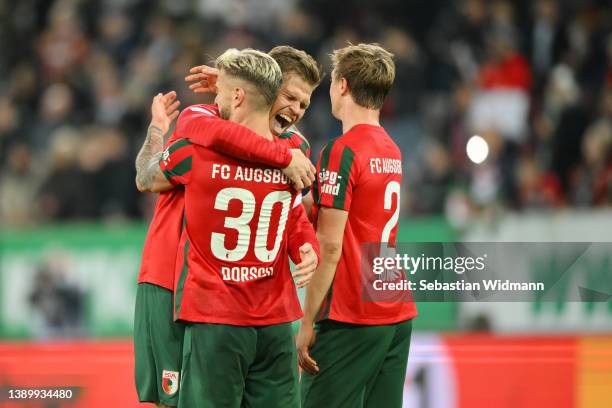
xmin=215 ymin=48 xmax=282 ymax=109
xmin=269 ymin=45 xmax=324 ymax=88
xmin=331 ymin=43 xmax=395 ymax=109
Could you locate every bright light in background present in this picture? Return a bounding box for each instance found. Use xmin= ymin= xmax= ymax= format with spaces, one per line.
xmin=466 ymin=135 xmax=489 ymax=164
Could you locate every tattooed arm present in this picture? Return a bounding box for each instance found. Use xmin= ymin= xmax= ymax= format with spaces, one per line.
xmin=135 ymin=124 xmax=164 ymax=191
xmin=135 ymin=92 xmax=180 ymax=192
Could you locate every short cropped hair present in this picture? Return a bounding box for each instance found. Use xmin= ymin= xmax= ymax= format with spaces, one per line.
xmin=269 ymin=45 xmax=324 ymax=88
xmin=215 ymin=48 xmax=282 ymax=108
xmin=331 ymin=43 xmax=395 ymax=110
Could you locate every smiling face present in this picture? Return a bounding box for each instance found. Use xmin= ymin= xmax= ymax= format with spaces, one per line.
xmin=269 ymin=73 xmax=314 ymax=135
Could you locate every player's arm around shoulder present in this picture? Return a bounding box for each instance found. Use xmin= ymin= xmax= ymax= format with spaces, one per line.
xmin=137 ymin=163 xmax=174 ymax=193
xmin=135 ymin=130 xmax=177 ymax=193
xmin=142 ymin=138 xmax=194 ymax=193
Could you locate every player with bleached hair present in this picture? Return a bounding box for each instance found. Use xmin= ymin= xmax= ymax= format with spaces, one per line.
xmin=135 ymin=48 xmax=322 ymax=407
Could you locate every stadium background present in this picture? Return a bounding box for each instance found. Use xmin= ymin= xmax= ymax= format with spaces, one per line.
xmin=0 ymin=0 xmax=611 ymax=406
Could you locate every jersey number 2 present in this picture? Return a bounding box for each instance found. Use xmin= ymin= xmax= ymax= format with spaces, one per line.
xmin=210 ymin=188 xmax=292 ymax=262
xmin=382 ymin=181 xmax=401 ymax=243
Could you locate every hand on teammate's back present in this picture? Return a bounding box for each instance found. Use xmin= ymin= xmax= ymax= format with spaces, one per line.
xmin=151 ymin=91 xmax=181 ymax=134
xmin=284 ymin=149 xmax=316 ymax=190
xmin=293 ymin=243 xmax=318 ymax=288
xmin=185 ymin=65 xmax=219 ymax=94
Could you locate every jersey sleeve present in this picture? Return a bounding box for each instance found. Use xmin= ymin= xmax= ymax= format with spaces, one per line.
xmin=166 ymin=105 xmax=217 ymax=145
xmin=160 ymin=138 xmax=194 ymax=185
xmin=286 ymin=196 xmax=320 ymax=265
xmin=175 ymin=105 xmax=293 ymax=168
xmin=313 ymin=140 xmax=357 ymax=211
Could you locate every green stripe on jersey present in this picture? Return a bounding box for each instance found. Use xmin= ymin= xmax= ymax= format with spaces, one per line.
xmin=167 ymin=138 xmax=192 ymax=155
xmin=278 ymin=124 xmax=302 ymax=139
xmin=174 ymin=239 xmax=190 ymax=318
xmin=163 ymin=156 xmax=192 ymax=180
xmin=314 ymin=139 xmax=335 ymax=204
xmin=332 ymin=146 xmax=355 ymax=209
xmin=298 ymin=140 xmax=309 ymax=155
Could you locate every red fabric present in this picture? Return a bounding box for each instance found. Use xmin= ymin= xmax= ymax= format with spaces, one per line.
xmin=287 ymin=202 xmax=320 ymax=265
xmin=137 ymin=188 xmax=185 ymax=290
xmin=541 ymin=172 xmax=565 ymax=206
xmin=313 ymin=124 xmax=418 ymax=325
xmin=479 ymin=53 xmax=532 ymax=91
xmin=176 ymin=105 xmax=293 ymax=168
xmin=172 ymin=138 xmax=307 ymax=326
xmin=138 ymin=105 xmax=311 ymax=290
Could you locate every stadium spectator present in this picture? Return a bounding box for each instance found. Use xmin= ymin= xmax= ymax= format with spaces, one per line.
xmin=1 ymin=0 xmax=611 ymax=221
xmin=38 ymin=127 xmax=96 ymax=220
xmin=0 ymin=144 xmax=43 ymax=226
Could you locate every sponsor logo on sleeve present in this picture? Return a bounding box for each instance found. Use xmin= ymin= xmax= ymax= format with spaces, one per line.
xmin=319 ymin=168 xmax=341 ymax=196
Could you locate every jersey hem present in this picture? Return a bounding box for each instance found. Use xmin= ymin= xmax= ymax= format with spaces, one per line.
xmin=137 ymin=278 xmax=173 ymax=291
xmin=325 ymin=311 xmax=418 ymax=325
xmin=177 ymin=311 xmax=303 ymax=327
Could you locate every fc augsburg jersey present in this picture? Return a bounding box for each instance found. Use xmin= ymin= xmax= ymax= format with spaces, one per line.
xmin=312 ymin=124 xmax=418 ymax=325
xmin=138 ymin=104 xmax=312 ymax=291
xmin=161 ymin=137 xmax=305 ymax=326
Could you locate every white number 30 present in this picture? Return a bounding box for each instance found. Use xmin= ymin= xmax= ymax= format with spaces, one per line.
xmin=210 ymin=188 xmax=292 ymax=263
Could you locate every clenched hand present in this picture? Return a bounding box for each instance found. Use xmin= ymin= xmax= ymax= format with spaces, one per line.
xmin=283 ymin=149 xmax=316 ymax=190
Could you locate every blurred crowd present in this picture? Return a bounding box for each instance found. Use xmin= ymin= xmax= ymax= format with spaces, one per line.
xmin=0 ymin=0 xmax=610 ymax=227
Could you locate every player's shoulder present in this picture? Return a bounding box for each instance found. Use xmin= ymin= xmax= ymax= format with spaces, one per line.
xmin=172 ymin=104 xmax=220 ymax=141
xmin=278 ymin=125 xmax=310 ymax=152
xmin=164 ymin=138 xmax=192 ymax=157
xmin=322 ymin=133 xmax=353 ymax=154
xmin=344 ymin=125 xmax=398 ymax=155
xmin=179 ymin=103 xmax=219 ymax=120
xmin=319 ymin=136 xmax=356 ymax=165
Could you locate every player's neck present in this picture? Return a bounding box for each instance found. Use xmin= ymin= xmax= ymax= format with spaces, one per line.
xmin=340 ymin=103 xmax=380 ymax=134
xmin=232 ymin=112 xmax=274 ymax=140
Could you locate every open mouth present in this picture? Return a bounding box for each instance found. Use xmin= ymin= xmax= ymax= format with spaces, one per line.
xmin=275 ymin=113 xmax=293 ymax=130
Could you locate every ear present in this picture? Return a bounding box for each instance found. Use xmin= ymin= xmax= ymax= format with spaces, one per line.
xmin=339 ymin=77 xmax=349 ymax=96
xmin=232 ymin=87 xmax=245 ymax=109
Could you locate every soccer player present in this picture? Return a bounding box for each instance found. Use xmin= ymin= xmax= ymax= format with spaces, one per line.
xmin=187 ymin=45 xmax=321 ymax=151
xmin=297 ymin=43 xmax=418 ymax=408
xmin=134 ymin=47 xmax=323 ymax=407
xmin=144 ymin=48 xmax=305 ymax=407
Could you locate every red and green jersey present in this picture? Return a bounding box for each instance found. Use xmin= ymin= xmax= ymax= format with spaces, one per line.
xmin=162 ymin=135 xmax=310 ymax=326
xmin=278 ymin=125 xmax=311 ymax=157
xmin=312 ymin=124 xmax=418 ymax=325
xmin=137 ymin=104 xmax=314 ymax=291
